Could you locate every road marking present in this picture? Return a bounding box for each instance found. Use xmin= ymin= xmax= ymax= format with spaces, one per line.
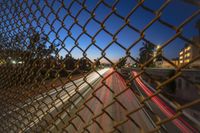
xmin=0 ymin=69 xmax=109 ymax=119
xmin=23 ymin=68 xmax=109 ymax=131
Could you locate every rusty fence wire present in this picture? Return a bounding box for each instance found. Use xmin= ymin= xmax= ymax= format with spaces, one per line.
xmin=0 ymin=0 xmax=200 ymax=133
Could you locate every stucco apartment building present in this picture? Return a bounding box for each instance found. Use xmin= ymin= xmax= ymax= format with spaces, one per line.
xmin=179 ymin=36 xmax=200 ymax=68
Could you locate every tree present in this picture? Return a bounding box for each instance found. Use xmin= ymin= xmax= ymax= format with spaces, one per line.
xmin=78 ymin=58 xmax=91 ymax=71
xmin=94 ymin=58 xmax=101 ymax=68
xmin=27 ymin=28 xmax=51 ymax=59
xmin=117 ymin=57 xmax=127 ymax=68
xmin=64 ymin=55 xmax=77 ymax=70
xmin=139 ymin=41 xmax=155 ymax=66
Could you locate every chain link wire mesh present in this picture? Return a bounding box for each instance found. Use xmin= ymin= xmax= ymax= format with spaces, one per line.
xmin=0 ymin=0 xmax=200 ymax=132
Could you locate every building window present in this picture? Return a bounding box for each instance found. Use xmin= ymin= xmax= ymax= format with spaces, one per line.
xmin=187 ymin=46 xmax=191 ymax=51
xmin=187 ymin=53 xmax=190 ymax=57
xmin=185 ymin=59 xmax=190 ymax=63
xmin=185 ymin=54 xmax=187 ymax=57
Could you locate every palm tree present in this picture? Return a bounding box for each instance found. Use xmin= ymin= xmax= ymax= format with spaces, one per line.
xmin=117 ymin=57 xmax=127 ymax=68
xmin=139 ymin=41 xmax=155 ymax=66
xmin=94 ymin=58 xmax=101 ymax=68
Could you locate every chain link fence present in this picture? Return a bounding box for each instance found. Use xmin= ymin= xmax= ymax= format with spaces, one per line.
xmin=0 ymin=0 xmax=200 ymax=132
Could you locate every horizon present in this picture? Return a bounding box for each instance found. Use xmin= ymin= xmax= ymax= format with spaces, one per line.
xmin=1 ymin=0 xmax=199 ymax=63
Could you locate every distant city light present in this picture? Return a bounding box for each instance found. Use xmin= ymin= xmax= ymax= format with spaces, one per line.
xmin=11 ymin=60 xmax=16 ymax=64
xmin=156 ymin=45 xmax=160 ymax=50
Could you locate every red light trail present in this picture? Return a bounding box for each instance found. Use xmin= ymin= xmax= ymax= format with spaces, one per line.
xmin=132 ymin=71 xmax=197 ymax=133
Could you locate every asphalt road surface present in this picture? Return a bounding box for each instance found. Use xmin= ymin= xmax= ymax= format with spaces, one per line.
xmin=0 ymin=68 xmax=109 ymax=132
xmin=2 ymin=68 xmax=186 ymax=133
xmin=132 ymin=71 xmax=198 ymax=133
xmin=60 ymin=68 xmax=155 ymax=133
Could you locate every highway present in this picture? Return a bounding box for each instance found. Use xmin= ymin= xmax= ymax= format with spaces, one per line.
xmin=1 ymin=68 xmax=158 ymax=132
xmin=1 ymin=68 xmax=109 ymax=132
xmin=58 ymin=68 xmax=155 ymax=133
xmin=132 ymin=71 xmax=198 ymax=133
xmin=2 ymin=68 xmax=196 ymax=133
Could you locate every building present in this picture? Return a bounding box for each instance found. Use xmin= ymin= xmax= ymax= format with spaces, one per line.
xmin=179 ymin=46 xmax=192 ymax=65
xmin=153 ymin=45 xmax=179 ymax=68
xmin=179 ymin=36 xmax=200 ymax=68
xmin=172 ymin=58 xmax=179 ymax=66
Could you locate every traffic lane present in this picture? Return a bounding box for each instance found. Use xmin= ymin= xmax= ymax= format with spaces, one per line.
xmin=64 ymin=69 xmax=113 ymax=133
xmin=141 ymin=76 xmax=200 ymax=131
xmin=32 ymin=74 xmax=101 ymax=111
xmin=47 ymin=68 xmax=111 ymax=132
xmin=5 ymin=69 xmax=109 ymax=130
xmin=86 ymin=70 xmax=114 ymax=133
xmin=0 ymin=76 xmax=85 ymax=125
xmin=24 ymin=69 xmax=107 ymax=107
xmin=47 ymin=69 xmax=108 ymax=103
xmin=65 ymin=69 xmax=154 ymax=133
xmin=42 ymin=68 xmax=110 ymax=115
xmin=29 ymin=68 xmax=110 ymax=132
xmin=132 ymin=71 xmax=197 ymax=133
xmin=107 ymin=72 xmax=154 ymax=132
xmin=17 ymin=69 xmax=108 ymax=111
xmin=18 ymin=80 xmax=93 ymax=130
xmin=10 ymin=69 xmax=109 ymax=132
xmin=18 ymin=81 xmax=85 ymax=132
xmin=85 ymin=71 xmax=154 ymax=132
xmin=131 ymin=81 xmax=180 ymax=133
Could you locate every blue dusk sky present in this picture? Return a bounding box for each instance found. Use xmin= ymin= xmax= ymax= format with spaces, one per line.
xmin=11 ymin=0 xmax=200 ymax=63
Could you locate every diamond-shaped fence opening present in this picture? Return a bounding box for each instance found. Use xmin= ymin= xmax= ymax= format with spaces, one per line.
xmin=0 ymin=0 xmax=200 ymax=133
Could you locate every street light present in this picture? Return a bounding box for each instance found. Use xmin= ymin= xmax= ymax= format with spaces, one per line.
xmin=11 ymin=60 xmax=16 ymax=64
